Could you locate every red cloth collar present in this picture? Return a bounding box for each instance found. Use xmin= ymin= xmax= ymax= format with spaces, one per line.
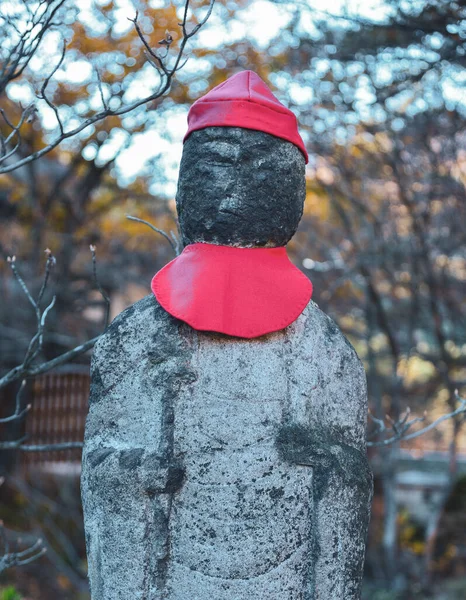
xmin=151 ymin=243 xmax=313 ymax=339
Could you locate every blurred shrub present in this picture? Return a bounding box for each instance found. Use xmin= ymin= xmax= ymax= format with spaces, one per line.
xmin=398 ymin=509 xmax=425 ymax=556
xmin=435 ymin=577 xmax=466 ymax=599
xmin=362 ymin=588 xmax=401 ymax=600
xmin=0 ymin=586 xmax=22 ymax=600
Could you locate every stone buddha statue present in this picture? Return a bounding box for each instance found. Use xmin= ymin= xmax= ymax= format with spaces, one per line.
xmin=81 ymin=70 xmax=372 ymax=600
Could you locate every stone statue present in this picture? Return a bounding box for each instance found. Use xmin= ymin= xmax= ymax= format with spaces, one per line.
xmin=81 ymin=71 xmax=373 ymax=600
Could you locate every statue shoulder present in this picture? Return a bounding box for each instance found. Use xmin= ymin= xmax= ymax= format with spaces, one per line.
xmin=89 ymin=294 xmax=181 ymax=401
xmin=300 ymin=299 xmax=364 ymax=370
xmin=293 ymin=299 xmax=367 ymax=449
xmin=94 ymin=294 xmax=173 ymax=356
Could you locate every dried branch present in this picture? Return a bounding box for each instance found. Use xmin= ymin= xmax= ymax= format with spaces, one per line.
xmin=0 ymin=249 xmax=105 ymax=389
xmin=128 ymin=11 xmax=169 ymax=76
xmin=0 ymin=0 xmax=67 ymax=95
xmin=37 ymin=248 xmax=56 ymax=305
xmin=0 ymin=0 xmax=216 ymax=174
xmin=126 ymin=214 xmax=180 ymax=255
xmin=95 ymin=67 xmax=108 ymax=111
xmin=36 ymin=40 xmax=67 ymax=136
xmin=367 ymin=390 xmax=466 ymax=447
xmin=0 ymin=104 xmax=37 ymax=163
xmin=6 ymin=253 xmax=57 ymax=370
xmin=0 ymin=380 xmax=31 ymax=424
xmin=89 ymin=244 xmax=111 ymax=328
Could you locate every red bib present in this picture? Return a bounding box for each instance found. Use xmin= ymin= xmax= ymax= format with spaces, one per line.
xmin=151 ymin=243 xmax=313 ymax=339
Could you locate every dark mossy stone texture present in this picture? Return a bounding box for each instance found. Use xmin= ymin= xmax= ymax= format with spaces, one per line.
xmin=176 ymin=127 xmax=306 ymax=248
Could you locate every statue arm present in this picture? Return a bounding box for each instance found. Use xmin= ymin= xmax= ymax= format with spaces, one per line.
xmin=310 ymin=349 xmax=373 ymax=599
xmin=313 ymin=438 xmax=373 ymax=599
xmin=81 ymin=296 xmax=190 ymax=600
xmin=277 ymin=338 xmax=373 ymax=599
xmin=81 ymin=302 xmax=172 ymax=600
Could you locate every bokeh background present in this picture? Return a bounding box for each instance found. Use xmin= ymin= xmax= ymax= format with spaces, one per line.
xmin=1 ymin=0 xmax=466 ymax=598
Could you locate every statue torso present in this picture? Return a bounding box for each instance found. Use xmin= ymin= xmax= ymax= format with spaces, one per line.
xmin=82 ymin=294 xmax=368 ymax=600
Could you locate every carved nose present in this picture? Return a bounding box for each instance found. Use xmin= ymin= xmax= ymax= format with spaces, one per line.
xmin=218 ymin=195 xmax=243 ymax=217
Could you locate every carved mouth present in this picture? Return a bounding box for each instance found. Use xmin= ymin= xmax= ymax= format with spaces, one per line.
xmin=217 ymin=207 xmax=247 ymax=221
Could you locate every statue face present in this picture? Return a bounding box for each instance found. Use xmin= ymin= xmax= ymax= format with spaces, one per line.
xmin=176 ymin=127 xmax=306 ymax=248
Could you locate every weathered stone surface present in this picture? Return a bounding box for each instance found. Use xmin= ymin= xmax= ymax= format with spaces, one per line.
xmin=81 ymin=294 xmax=372 ymax=599
xmin=82 ymin=122 xmax=371 ymax=599
xmin=176 ymin=127 xmax=306 ymax=248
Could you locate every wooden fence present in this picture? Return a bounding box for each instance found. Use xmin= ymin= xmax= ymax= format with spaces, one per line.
xmin=21 ymin=368 xmax=90 ymax=468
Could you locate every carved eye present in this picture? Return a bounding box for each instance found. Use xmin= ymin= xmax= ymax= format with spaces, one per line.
xmin=196 ymin=154 xmax=233 ymax=168
xmin=203 ymin=160 xmax=232 ymax=167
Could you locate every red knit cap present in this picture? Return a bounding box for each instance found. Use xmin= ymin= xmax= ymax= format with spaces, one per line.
xmin=183 ymin=70 xmax=308 ymax=163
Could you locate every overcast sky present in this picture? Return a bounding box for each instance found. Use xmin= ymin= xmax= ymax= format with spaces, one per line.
xmin=5 ymin=0 xmax=460 ymax=198
xmin=106 ymin=0 xmax=390 ymax=195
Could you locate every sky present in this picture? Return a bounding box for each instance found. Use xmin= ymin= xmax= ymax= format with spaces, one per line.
xmin=4 ymin=0 xmax=460 ymax=197
xmin=100 ymin=0 xmax=390 ymax=195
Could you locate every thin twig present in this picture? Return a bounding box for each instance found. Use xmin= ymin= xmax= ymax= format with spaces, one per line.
xmin=89 ymin=245 xmax=111 ymax=328
xmin=37 ymin=40 xmax=66 ymax=136
xmin=37 ymin=249 xmax=56 ymax=305
xmin=0 ymin=335 xmax=98 ymax=389
xmin=0 ymin=0 xmax=216 ymax=175
xmin=95 ymin=67 xmax=108 ymax=110
xmin=126 ymin=215 xmax=179 ymax=255
xmin=0 ymin=247 xmax=102 ymax=389
xmin=7 ymin=256 xmax=39 ymax=315
xmin=0 ymin=380 xmax=31 ymax=424
xmin=367 ymin=391 xmax=466 ymax=447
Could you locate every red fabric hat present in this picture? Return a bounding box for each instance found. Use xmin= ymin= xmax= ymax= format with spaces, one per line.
xmin=152 ymin=243 xmax=313 ymax=339
xmin=183 ymin=70 xmax=308 ymax=163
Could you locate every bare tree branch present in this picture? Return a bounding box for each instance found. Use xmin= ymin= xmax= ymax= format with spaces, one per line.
xmin=89 ymin=244 xmax=111 ymax=328
xmin=36 ymin=39 xmax=67 ymax=136
xmin=367 ymin=391 xmax=466 ymax=447
xmin=126 ymin=214 xmax=180 ymax=255
xmin=0 ymin=380 xmax=30 ymax=423
xmin=0 ymin=0 xmax=216 ymax=174
xmin=0 ymin=248 xmax=106 ymax=389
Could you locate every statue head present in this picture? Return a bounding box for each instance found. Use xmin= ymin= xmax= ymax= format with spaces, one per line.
xmin=175 ymin=71 xmax=308 ymax=248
